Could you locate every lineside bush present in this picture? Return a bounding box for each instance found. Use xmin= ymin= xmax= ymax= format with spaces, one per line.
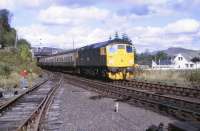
xmin=0 ymin=50 xmax=42 ymax=88
xmin=135 ymin=69 xmax=200 ymax=86
xmin=187 ymin=70 xmax=200 ymax=83
xmin=0 ymin=63 xmax=11 ymax=78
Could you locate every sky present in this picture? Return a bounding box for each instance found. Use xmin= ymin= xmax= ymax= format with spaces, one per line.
xmin=0 ymin=0 xmax=200 ymax=52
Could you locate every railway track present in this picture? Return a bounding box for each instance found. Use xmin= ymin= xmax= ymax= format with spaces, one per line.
xmin=64 ymin=74 xmax=200 ymax=122
xmin=0 ymin=73 xmax=62 ymax=131
xmin=113 ymin=80 xmax=200 ymax=99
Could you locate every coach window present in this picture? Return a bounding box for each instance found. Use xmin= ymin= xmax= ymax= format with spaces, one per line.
xmin=126 ymin=45 xmax=133 ymax=53
xmin=100 ymin=47 xmax=106 ymax=55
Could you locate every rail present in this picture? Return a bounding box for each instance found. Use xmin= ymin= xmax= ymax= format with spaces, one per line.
xmin=0 ymin=72 xmax=62 ymax=130
xmin=64 ymin=74 xmax=200 ymax=121
xmin=17 ymin=74 xmax=63 ymax=131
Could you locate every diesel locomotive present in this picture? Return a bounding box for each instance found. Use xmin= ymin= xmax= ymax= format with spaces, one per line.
xmin=38 ymin=38 xmax=135 ymax=80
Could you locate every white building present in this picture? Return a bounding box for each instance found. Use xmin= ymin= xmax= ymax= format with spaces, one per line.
xmin=152 ymin=53 xmax=200 ymax=70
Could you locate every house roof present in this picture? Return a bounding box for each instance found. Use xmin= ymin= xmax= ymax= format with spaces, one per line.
xmin=167 ymin=52 xmax=200 ymax=62
xmin=175 ymin=53 xmax=199 ymax=62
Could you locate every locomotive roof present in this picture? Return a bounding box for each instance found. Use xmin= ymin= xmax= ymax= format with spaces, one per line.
xmin=40 ymin=39 xmax=133 ymax=58
xmin=80 ymin=39 xmax=132 ymax=50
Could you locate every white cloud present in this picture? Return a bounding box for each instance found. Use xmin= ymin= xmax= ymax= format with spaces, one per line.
xmin=165 ymin=19 xmax=200 ymax=34
xmin=0 ymin=0 xmax=46 ymax=10
xmin=38 ymin=6 xmax=110 ymax=25
xmin=16 ymin=2 xmax=200 ymax=52
xmin=18 ymin=0 xmax=45 ymax=8
xmin=0 ymin=0 xmax=14 ymax=9
xmin=124 ymin=19 xmax=200 ymax=51
xmin=142 ymin=0 xmax=168 ymax=5
xmin=1 ymin=0 xmax=199 ymax=52
xmin=17 ymin=24 xmax=71 ymax=48
xmin=16 ymin=24 xmax=109 ymax=49
xmin=110 ymin=0 xmax=168 ymax=5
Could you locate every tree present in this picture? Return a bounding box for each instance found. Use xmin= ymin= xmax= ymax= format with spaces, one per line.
xmin=191 ymin=57 xmax=200 ymax=71
xmin=1 ymin=28 xmax=16 ymax=47
xmin=0 ymin=9 xmax=15 ymax=47
xmin=109 ymin=35 xmax=112 ymax=41
xmin=0 ymin=9 xmax=12 ymax=31
xmin=133 ymin=46 xmax=137 ymax=63
xmin=191 ymin=57 xmax=200 ymax=63
xmin=122 ymin=33 xmax=128 ymax=41
xmin=114 ymin=32 xmax=119 ymax=40
xmin=155 ymin=51 xmax=168 ymax=60
xmin=144 ymin=49 xmax=150 ymax=56
xmin=122 ymin=33 xmax=133 ymax=44
xmin=17 ymin=39 xmax=32 ymax=61
xmin=17 ymin=39 xmax=31 ymax=49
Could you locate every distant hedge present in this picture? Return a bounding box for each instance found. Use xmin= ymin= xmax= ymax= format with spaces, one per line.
xmin=187 ymin=70 xmax=200 ymax=83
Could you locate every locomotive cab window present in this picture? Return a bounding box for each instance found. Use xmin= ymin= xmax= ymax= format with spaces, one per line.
xmin=108 ymin=45 xmax=117 ymax=53
xmin=126 ymin=45 xmax=133 ymax=53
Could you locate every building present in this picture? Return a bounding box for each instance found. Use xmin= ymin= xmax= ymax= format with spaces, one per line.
xmin=31 ymin=47 xmax=65 ymax=58
xmin=152 ymin=53 xmax=200 ymax=70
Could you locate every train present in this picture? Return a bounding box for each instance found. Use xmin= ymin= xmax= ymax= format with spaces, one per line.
xmin=38 ymin=38 xmax=135 ymax=80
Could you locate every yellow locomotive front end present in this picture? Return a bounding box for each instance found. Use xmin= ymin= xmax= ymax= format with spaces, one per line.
xmin=106 ymin=43 xmax=135 ymax=80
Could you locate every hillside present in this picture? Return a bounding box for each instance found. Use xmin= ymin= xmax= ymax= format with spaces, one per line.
xmin=0 ymin=50 xmax=41 ymax=88
xmin=162 ymin=47 xmax=200 ymax=57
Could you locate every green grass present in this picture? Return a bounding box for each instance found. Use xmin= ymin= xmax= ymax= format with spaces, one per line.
xmin=0 ymin=50 xmax=42 ymax=88
xmin=134 ymin=69 xmax=200 ymax=86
